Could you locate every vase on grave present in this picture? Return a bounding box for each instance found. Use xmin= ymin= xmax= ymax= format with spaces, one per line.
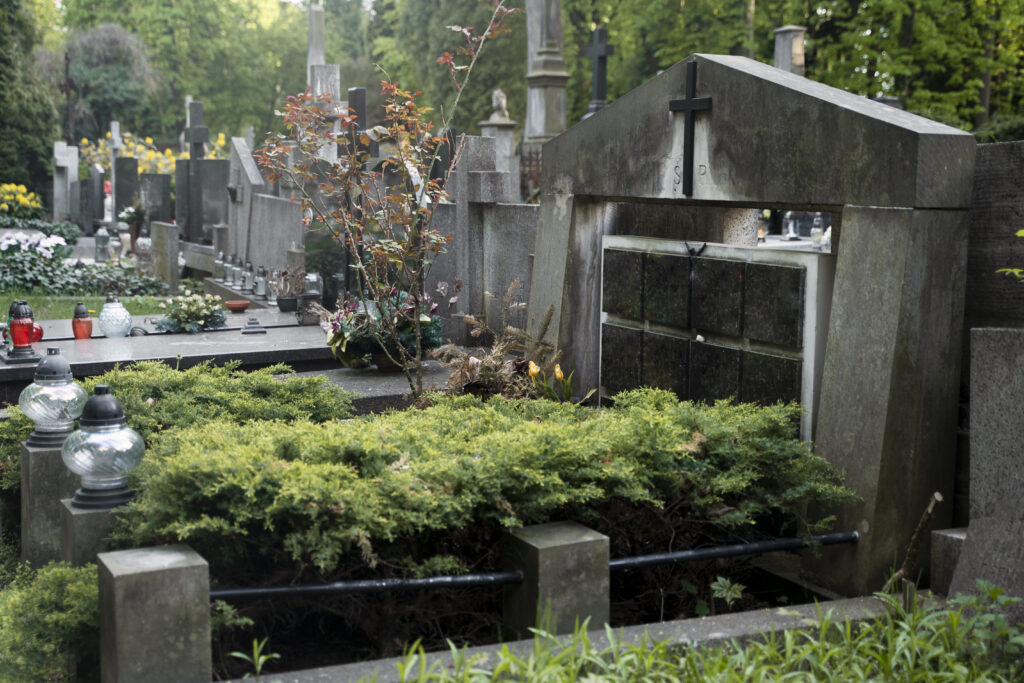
xmin=98 ymin=295 xmax=132 ymax=338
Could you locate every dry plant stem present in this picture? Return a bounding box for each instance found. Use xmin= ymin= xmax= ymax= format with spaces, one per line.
xmin=882 ymin=490 xmax=943 ymax=594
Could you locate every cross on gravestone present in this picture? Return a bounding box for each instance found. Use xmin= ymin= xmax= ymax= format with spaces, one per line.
xmin=668 ymin=60 xmax=712 ymax=197
xmin=183 ymin=100 xmax=210 ymax=243
xmin=185 ymin=100 xmax=209 ymax=159
xmin=582 ymin=28 xmax=614 ymax=121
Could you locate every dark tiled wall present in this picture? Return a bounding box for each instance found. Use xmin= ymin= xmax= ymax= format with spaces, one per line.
xmin=601 ymin=249 xmax=805 ymax=405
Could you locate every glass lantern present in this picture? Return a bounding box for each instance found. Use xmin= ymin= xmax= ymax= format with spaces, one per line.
xmin=2 ymin=300 xmax=43 ymax=364
xmin=230 ymin=255 xmax=242 ymax=288
xmin=98 ymin=294 xmax=132 ymax=338
xmin=267 ymin=269 xmax=279 ymax=306
xmin=62 ymin=385 xmax=145 ymax=509
xmin=254 ymin=266 xmax=267 ymax=300
xmin=94 ymin=225 xmax=111 ymax=262
xmin=242 ymin=261 xmax=255 ymax=293
xmin=213 ymin=251 xmax=225 ymax=282
xmin=19 ymin=347 xmax=87 ymax=447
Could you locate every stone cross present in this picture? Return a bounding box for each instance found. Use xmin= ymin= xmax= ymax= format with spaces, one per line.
xmin=183 ymin=100 xmax=209 ymax=242
xmin=184 ymin=100 xmax=209 ymax=159
xmin=668 ymin=60 xmax=712 ymax=196
xmin=52 ymin=141 xmax=79 ymax=221
xmin=582 ymin=28 xmax=614 ymax=120
xmin=307 ymin=4 xmax=326 ymax=87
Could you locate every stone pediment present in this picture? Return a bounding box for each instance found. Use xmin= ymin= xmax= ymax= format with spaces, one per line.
xmin=542 ymin=53 xmax=975 ymax=209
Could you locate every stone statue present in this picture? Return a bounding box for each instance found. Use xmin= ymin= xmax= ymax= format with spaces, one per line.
xmin=489 ymin=88 xmax=510 ymax=122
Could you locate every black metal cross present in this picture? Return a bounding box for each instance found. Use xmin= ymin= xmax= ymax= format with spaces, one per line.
xmin=668 ymin=60 xmax=712 ymax=196
xmin=583 ymin=28 xmax=615 ymax=119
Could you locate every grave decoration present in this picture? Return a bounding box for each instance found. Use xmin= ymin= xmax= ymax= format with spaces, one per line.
xmin=61 ymin=385 xmax=145 ymax=509
xmin=71 ymin=303 xmax=92 ymax=340
xmin=154 ymin=291 xmax=227 ymax=334
xmin=1 ymin=300 xmax=43 ymax=364
xmin=18 ymin=348 xmax=87 ymax=447
xmin=97 ymin=295 xmax=132 ymax=338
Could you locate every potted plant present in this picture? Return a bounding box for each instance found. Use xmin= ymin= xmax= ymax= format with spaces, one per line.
xmin=269 ymin=268 xmax=305 ymax=312
xmin=317 ymin=291 xmax=442 ymax=369
xmin=154 ymin=291 xmax=227 ymax=334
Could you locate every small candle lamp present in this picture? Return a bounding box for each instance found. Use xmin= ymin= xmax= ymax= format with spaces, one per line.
xmin=19 ymin=348 xmax=87 ymax=447
xmin=2 ymin=300 xmax=43 ymax=364
xmin=254 ymin=266 xmax=267 ymax=300
xmin=72 ymin=302 xmax=93 ymax=340
xmin=62 ymin=385 xmax=145 ymax=509
xmin=213 ymin=251 xmax=226 ymax=282
xmin=98 ymin=294 xmax=132 ymax=339
xmin=94 ymin=225 xmax=111 ymax=262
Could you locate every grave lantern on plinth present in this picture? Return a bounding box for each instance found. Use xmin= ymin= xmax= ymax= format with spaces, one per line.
xmin=1 ymin=300 xmax=43 ymax=364
xmin=19 ymin=348 xmax=87 ymax=447
xmin=62 ymin=385 xmax=145 ymax=509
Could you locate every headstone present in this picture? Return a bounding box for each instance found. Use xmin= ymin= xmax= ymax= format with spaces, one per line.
xmin=182 ymin=100 xmax=210 ymax=243
xmin=108 ymin=121 xmax=122 ymax=216
xmin=524 ymin=0 xmax=569 ymax=149
xmin=247 ymin=194 xmax=305 ymax=272
xmin=199 ymin=159 xmax=229 ymax=233
xmin=227 ymin=136 xmax=267 ymax=262
xmin=150 ymin=221 xmax=180 ymax=289
xmin=307 ymin=3 xmax=326 ymax=87
xmin=526 ymin=53 xmax=975 ymax=595
xmin=80 ymin=163 xmax=105 ymax=233
xmin=113 ymin=157 xmax=138 ymax=218
xmin=582 ymin=28 xmax=615 ymax=120
xmin=52 ymin=141 xmax=79 ymax=221
xmin=138 ymin=172 xmax=171 ymax=223
xmin=948 ymin=328 xmax=1024 ymax=617
xmin=348 ymin=86 xmax=379 ymax=159
xmin=774 ymin=25 xmax=806 ymax=77
xmin=479 ymin=89 xmax=519 ymax=200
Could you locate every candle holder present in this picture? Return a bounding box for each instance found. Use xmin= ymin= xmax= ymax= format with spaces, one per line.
xmin=19 ymin=348 xmax=87 ymax=447
xmin=1 ymin=300 xmax=43 ymax=364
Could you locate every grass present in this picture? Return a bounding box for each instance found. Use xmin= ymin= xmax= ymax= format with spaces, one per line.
xmin=1 ymin=291 xmax=166 ymax=322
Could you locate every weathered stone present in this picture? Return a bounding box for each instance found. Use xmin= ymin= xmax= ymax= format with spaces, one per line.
xmin=99 ymin=545 xmax=211 ymax=683
xmin=690 ymin=257 xmax=743 ymax=337
xmin=60 ymin=499 xmax=115 ymax=567
xmin=247 ymin=194 xmax=304 ymax=271
xmin=53 ymin=142 xmax=79 ymax=221
xmin=600 ymin=324 xmax=642 ymax=397
xmin=930 ymin=527 xmax=966 ymax=596
xmin=689 ymin=342 xmax=741 ymax=403
xmin=949 ymin=517 xmax=1024 ymax=623
xmin=744 ymin=263 xmax=804 ymax=347
xmin=21 ymin=443 xmax=79 ymax=568
xmin=642 ymin=331 xmax=688 ymax=397
xmin=602 ymin=250 xmax=643 ymax=321
xmin=773 ymin=25 xmax=806 ymax=77
xmin=482 ymin=204 xmax=539 ymax=332
xmin=138 ymin=173 xmax=172 ymax=223
xmin=741 ymin=351 xmax=801 ymax=404
xmin=502 ymin=521 xmax=609 ymax=636
xmin=643 ymin=253 xmax=688 ymax=328
xmin=150 ymin=221 xmax=180 ymax=289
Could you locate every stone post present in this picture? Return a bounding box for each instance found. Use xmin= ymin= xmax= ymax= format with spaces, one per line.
xmin=773 ymin=25 xmax=806 ymax=77
xmin=99 ymin=545 xmax=211 ymax=683
xmin=150 ymin=221 xmax=180 ymax=289
xmin=21 ymin=442 xmax=79 ymax=568
xmin=61 ymin=500 xmax=115 ymax=566
xmin=479 ymin=89 xmax=520 ymax=202
xmin=502 ymin=521 xmax=609 ymax=636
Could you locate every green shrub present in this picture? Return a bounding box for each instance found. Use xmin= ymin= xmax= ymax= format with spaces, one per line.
xmin=0 ymin=563 xmax=98 ymax=681
xmin=115 ymin=389 xmax=853 ymax=581
xmin=0 ymin=361 xmax=356 ymax=506
xmin=386 ymin=582 xmax=1024 ymax=681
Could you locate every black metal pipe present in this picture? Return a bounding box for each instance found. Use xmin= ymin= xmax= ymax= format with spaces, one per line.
xmin=210 ymin=570 xmax=523 ymax=602
xmin=608 ymin=531 xmax=859 ymax=572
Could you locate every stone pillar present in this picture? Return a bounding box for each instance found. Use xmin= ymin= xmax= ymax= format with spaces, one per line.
xmin=21 ymin=442 xmax=79 ymax=568
xmin=773 ymin=25 xmax=806 ymax=77
xmin=479 ymin=89 xmax=520 ymax=202
xmin=61 ymin=500 xmax=115 ymax=566
xmin=311 ymin=64 xmax=342 ymax=163
xmin=53 ymin=141 xmax=79 ymax=221
xmin=502 ymin=521 xmax=609 ymax=636
xmin=99 ymin=545 xmax=211 ymax=683
xmin=307 ymin=4 xmax=326 ymax=88
xmin=524 ymin=0 xmax=569 ymax=149
xmin=150 ymin=221 xmax=180 ymax=289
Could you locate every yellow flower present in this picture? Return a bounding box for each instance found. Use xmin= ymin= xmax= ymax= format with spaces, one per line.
xmin=80 ymin=137 xmax=88 ymax=145
xmin=554 ymin=364 xmax=564 ymax=381
xmin=145 ymin=137 xmax=153 ymax=145
xmin=0 ymin=203 xmax=7 ymax=212
xmin=528 ymin=361 xmax=540 ymax=378
xmin=106 ymin=131 xmax=111 ymax=138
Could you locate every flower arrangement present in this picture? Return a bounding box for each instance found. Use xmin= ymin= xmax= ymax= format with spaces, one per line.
xmin=317 ymin=291 xmax=443 ymax=368
xmin=0 ymin=231 xmax=68 ymax=259
xmin=79 ymin=130 xmax=229 ymax=176
xmin=154 ymin=291 xmax=227 ymax=334
xmin=0 ymin=184 xmax=44 ymax=219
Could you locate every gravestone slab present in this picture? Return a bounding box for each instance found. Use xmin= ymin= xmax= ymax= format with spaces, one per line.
xmin=949 ymin=517 xmax=1024 ymax=621
xmin=690 ymin=257 xmax=743 ymax=336
xmin=642 ymin=331 xmax=687 ymax=396
xmin=199 ymin=159 xmax=230 ymax=234
xmin=643 ymin=253 xmax=688 ymax=328
xmin=602 ymin=250 xmax=643 ymax=320
xmin=138 ymin=173 xmax=171 ymax=223
xmin=600 ymin=324 xmax=642 ymax=396
xmin=113 ymin=157 xmax=138 ymax=217
xmin=741 ymin=351 xmax=801 ymax=404
xmin=248 ymin=194 xmax=304 ymax=271
xmin=744 ymin=262 xmax=804 ymax=347
xmin=227 ymin=137 xmax=266 ymax=261
xmin=689 ymin=342 xmax=741 ymax=402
